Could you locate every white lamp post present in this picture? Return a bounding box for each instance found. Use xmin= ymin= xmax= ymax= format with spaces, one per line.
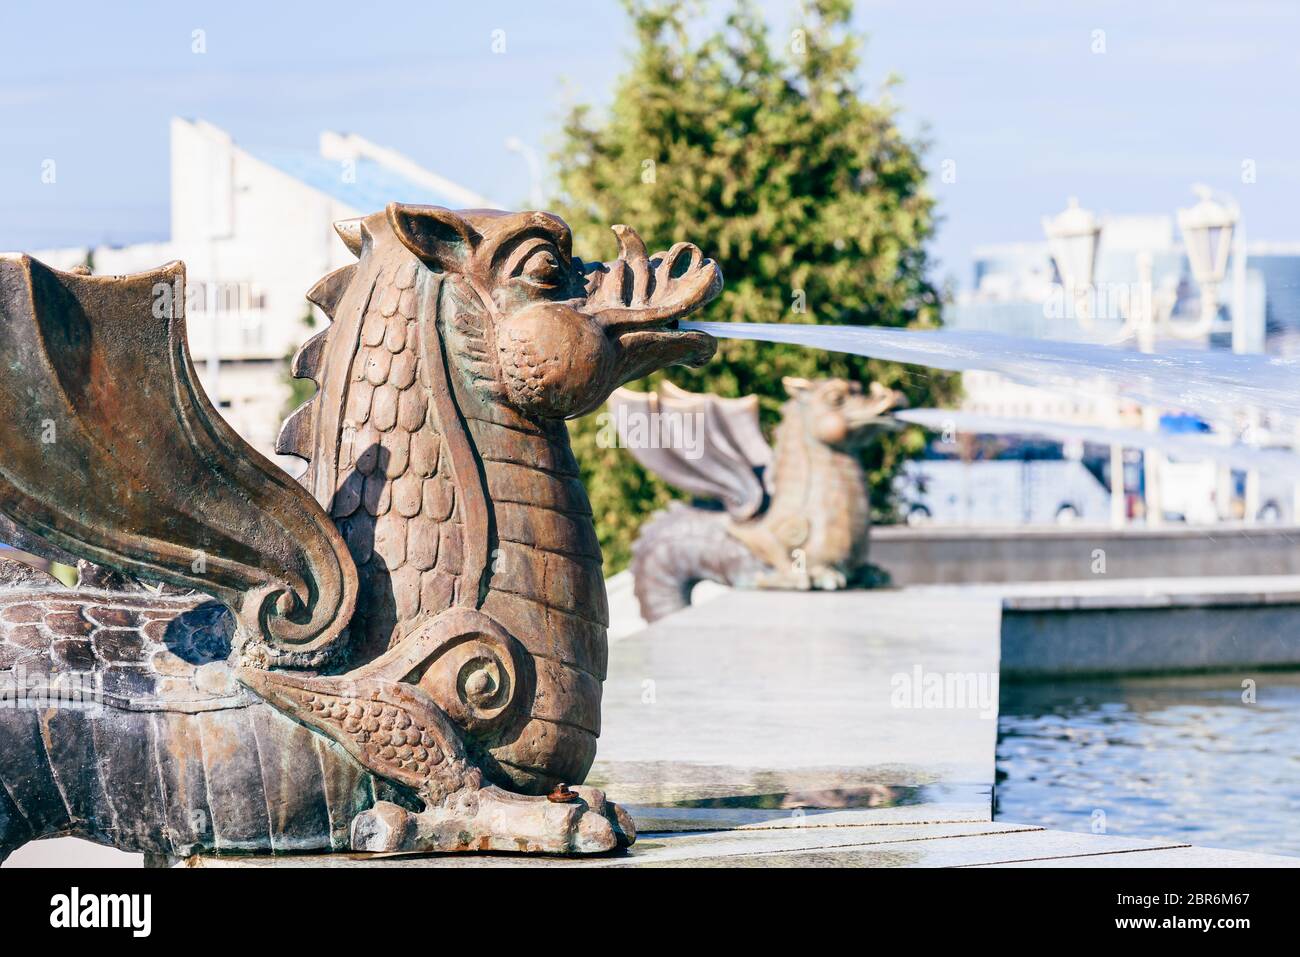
xmin=1107 ymin=188 xmax=1236 ymax=347
xmin=1178 ymin=186 xmax=1258 ymax=522
xmin=1113 ymin=250 xmax=1178 ymax=527
xmin=1176 ymin=185 xmax=1238 ymax=339
xmin=505 ymin=136 xmax=544 ymax=209
xmin=1042 ymin=198 xmax=1125 ymax=526
xmin=1042 ymin=197 xmax=1101 ymax=326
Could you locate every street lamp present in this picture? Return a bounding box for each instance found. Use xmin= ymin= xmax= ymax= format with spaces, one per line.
xmin=505 ymin=136 xmax=544 ymax=210
xmin=1100 ymin=189 xmax=1243 ymax=525
xmin=1178 ymin=185 xmax=1261 ymax=521
xmin=1041 ymin=197 xmax=1127 ymax=526
xmin=1119 ymin=249 xmax=1176 ymax=527
xmin=1176 ymin=184 xmax=1238 ymax=339
xmin=1042 ymin=197 xmax=1101 ymax=326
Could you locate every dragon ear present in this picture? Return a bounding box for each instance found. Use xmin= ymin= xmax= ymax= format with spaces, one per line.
xmin=782 ymin=376 xmax=813 ymax=399
xmin=387 ymin=203 xmax=481 ymax=273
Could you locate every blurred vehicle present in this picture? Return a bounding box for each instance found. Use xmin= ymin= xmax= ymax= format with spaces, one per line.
xmin=896 ymin=433 xmax=1112 ymax=526
xmin=1154 ymin=414 xmax=1296 ymax=524
xmin=1158 ymin=456 xmax=1220 ymax=524
xmin=897 ymin=415 xmax=1300 ymax=527
xmin=1154 ymin=413 xmax=1219 ymax=524
xmin=1240 ymin=459 xmax=1294 ymax=523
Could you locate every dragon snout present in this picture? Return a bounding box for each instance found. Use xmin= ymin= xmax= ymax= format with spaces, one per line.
xmin=579 ymin=224 xmax=721 ymax=386
xmin=587 ymin=225 xmax=723 ymax=332
xmin=844 ymin=385 xmax=909 ymax=432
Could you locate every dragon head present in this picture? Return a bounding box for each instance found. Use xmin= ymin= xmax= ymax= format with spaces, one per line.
xmin=781 ymin=376 xmax=907 ymax=449
xmin=388 ymin=205 xmax=721 ymax=420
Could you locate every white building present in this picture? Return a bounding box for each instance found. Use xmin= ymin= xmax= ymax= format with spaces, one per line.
xmin=33 ymin=118 xmax=496 ymax=466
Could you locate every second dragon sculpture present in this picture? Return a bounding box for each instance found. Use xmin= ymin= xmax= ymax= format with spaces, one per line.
xmin=0 ymin=205 xmax=720 ymax=861
xmin=614 ymin=377 xmax=904 ymax=622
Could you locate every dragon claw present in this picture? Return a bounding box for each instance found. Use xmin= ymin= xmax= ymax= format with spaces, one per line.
xmin=351 ymin=785 xmax=635 ymax=856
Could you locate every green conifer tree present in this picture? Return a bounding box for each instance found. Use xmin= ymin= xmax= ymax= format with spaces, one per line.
xmin=552 ymin=0 xmax=959 ymax=572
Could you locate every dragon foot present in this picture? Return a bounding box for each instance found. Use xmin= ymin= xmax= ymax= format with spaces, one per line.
xmin=351 ymin=785 xmax=636 ymax=855
xmin=752 ymin=567 xmax=813 ymax=591
xmin=808 ymin=565 xmax=849 ymax=590
xmin=752 ymin=564 xmax=853 ymax=591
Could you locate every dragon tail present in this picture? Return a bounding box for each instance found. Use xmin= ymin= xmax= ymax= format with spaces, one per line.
xmin=629 ymin=502 xmax=766 ymax=622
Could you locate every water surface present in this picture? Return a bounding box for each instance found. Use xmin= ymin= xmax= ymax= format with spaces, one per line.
xmin=996 ymin=672 xmax=1300 ymax=857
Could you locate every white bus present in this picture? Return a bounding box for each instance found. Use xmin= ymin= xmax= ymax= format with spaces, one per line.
xmin=895 ymin=435 xmax=1115 ymax=526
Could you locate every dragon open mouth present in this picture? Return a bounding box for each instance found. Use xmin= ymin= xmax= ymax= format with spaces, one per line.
xmin=614 ymin=323 xmax=716 ymax=377
xmin=582 ymin=224 xmax=723 ymax=382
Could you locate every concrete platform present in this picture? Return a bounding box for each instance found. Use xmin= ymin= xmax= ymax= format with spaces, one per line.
xmin=612 ymin=571 xmax=1300 ymax=679
xmin=913 ymin=577 xmax=1300 ymax=677
xmin=188 ymin=821 xmax=1299 ymax=868
xmin=593 ymin=589 xmax=999 ymax=806
xmin=873 ymin=523 xmax=1300 ymax=585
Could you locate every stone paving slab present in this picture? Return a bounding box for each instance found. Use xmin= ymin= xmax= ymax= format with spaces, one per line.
xmin=189 ymin=822 xmax=1300 ymax=868
xmin=190 ymin=821 xmax=1039 ymax=868
xmin=622 ymin=792 xmax=993 ymax=833
xmin=923 ymin=575 xmax=1300 ymax=609
xmin=871 ymin=523 xmax=1300 ymax=585
xmin=624 ymin=826 xmax=1294 ymax=868
xmin=595 ymin=589 xmax=1001 ymax=792
xmin=976 ymin=845 xmax=1300 ymax=868
xmin=626 ymin=827 xmax=1191 ymax=868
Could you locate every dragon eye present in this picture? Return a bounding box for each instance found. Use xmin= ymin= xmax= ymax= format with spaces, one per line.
xmin=519 ymin=248 xmax=562 ymax=286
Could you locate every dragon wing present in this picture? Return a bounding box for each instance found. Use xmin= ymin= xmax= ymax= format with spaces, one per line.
xmin=608 ymin=382 xmax=772 ymax=520
xmin=0 ymin=255 xmax=356 ymax=668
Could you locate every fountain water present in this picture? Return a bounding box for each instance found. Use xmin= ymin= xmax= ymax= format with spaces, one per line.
xmin=682 ymin=322 xmax=1300 ymax=424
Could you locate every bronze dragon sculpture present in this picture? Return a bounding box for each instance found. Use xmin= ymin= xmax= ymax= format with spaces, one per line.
xmin=614 ymin=377 xmax=903 ymax=622
xmin=0 ymin=204 xmax=720 ymax=861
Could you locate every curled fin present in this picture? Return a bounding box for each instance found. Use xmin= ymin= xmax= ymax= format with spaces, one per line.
xmin=0 ymin=254 xmax=357 ymax=668
xmin=276 ymin=400 xmax=315 ymax=461
xmin=307 ymin=263 xmax=356 ymax=320
xmin=334 ymin=219 xmax=367 ymax=258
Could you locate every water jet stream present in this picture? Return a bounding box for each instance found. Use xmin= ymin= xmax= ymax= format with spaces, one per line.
xmin=682 ymin=322 xmax=1300 ymax=424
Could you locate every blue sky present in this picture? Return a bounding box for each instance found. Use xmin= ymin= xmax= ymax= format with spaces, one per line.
xmin=1 ymin=0 xmax=1296 ymax=288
